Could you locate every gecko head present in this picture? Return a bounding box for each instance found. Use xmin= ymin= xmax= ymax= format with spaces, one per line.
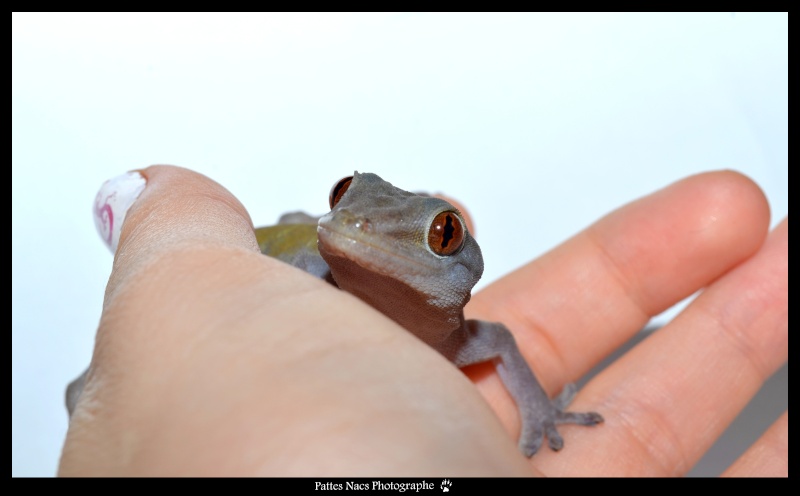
xmin=317 ymin=172 xmax=484 ymax=335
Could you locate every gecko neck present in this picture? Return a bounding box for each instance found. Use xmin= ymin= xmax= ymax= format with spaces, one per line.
xmin=322 ymin=251 xmax=465 ymax=346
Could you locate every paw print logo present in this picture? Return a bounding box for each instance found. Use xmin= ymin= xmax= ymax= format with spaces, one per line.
xmin=440 ymin=479 xmax=452 ymax=492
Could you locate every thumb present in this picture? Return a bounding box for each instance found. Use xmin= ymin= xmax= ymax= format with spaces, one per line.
xmin=61 ymin=165 xmax=278 ymax=474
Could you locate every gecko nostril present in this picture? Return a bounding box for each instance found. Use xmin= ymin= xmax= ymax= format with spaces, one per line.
xmin=353 ymin=218 xmax=372 ymax=233
xmin=339 ymin=210 xmax=372 ymax=233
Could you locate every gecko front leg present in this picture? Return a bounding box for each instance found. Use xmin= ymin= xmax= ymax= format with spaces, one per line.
xmin=437 ymin=319 xmax=603 ymax=457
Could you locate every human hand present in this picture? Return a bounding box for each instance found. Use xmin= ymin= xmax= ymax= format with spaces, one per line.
xmin=465 ymin=169 xmax=787 ymax=476
xmin=59 ymin=166 xmax=787 ymax=476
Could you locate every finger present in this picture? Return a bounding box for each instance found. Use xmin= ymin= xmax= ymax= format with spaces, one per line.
xmin=723 ymin=411 xmax=788 ymax=477
xmin=467 ymin=171 xmax=770 ymax=388
xmin=539 ymin=218 xmax=787 ymax=476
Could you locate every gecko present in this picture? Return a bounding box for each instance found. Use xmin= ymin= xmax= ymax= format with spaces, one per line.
xmin=66 ymin=171 xmax=602 ymax=457
xmin=255 ymin=172 xmax=603 ymax=456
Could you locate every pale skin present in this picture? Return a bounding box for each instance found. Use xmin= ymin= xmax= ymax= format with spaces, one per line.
xmin=59 ymin=166 xmax=787 ymax=476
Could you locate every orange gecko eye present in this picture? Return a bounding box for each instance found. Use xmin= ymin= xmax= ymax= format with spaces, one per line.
xmin=428 ymin=211 xmax=464 ymax=256
xmin=329 ymin=176 xmax=353 ymax=209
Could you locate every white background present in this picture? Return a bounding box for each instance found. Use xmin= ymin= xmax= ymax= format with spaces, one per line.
xmin=12 ymin=13 xmax=787 ymax=476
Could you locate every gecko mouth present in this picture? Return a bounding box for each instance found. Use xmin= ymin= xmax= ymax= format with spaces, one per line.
xmin=316 ymin=221 xmax=439 ymax=279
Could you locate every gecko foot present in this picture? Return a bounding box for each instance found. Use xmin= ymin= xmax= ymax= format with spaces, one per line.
xmin=519 ymin=383 xmax=604 ymax=457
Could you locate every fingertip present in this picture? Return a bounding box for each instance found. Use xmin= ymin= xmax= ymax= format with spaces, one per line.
xmin=119 ymin=165 xmax=258 ymax=256
xmin=662 ymin=169 xmax=772 ymax=276
xmin=679 ymin=169 xmax=771 ymax=246
xmin=99 ymin=165 xmax=261 ymax=302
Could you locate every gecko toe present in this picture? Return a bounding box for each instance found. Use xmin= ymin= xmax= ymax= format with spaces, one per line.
xmin=545 ymin=424 xmax=564 ymax=451
xmin=519 ymin=429 xmax=544 ymax=457
xmin=556 ymin=410 xmax=604 ymax=426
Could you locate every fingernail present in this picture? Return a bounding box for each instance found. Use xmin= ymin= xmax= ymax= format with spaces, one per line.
xmin=93 ymin=171 xmax=147 ymax=253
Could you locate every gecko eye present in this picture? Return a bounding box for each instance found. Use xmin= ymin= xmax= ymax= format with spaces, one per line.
xmin=329 ymin=176 xmax=353 ymax=209
xmin=428 ymin=211 xmax=465 ymax=256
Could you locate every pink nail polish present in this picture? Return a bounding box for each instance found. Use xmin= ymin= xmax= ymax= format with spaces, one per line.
xmin=93 ymin=171 xmax=146 ymax=253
